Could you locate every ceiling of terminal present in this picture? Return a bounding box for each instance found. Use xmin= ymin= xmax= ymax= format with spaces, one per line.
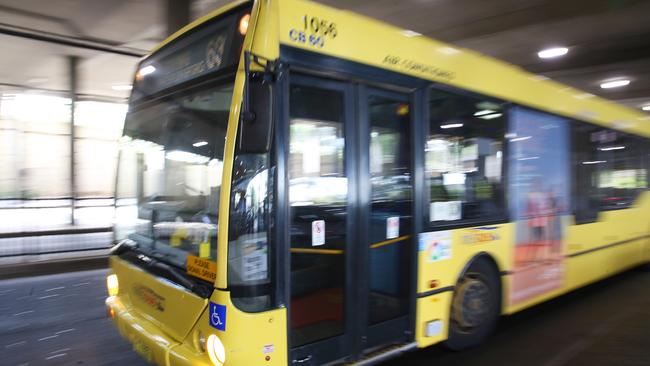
xmin=0 ymin=0 xmax=648 ymax=112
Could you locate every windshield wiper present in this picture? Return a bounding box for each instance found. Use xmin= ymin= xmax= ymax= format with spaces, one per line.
xmin=150 ymin=259 xmax=213 ymax=298
xmin=149 ymin=260 xmax=193 ymax=287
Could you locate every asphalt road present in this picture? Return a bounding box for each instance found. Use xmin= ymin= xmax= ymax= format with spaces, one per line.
xmin=391 ymin=265 xmax=650 ymax=366
xmin=1 ymin=266 xmax=648 ymax=366
xmin=0 ymin=269 xmax=148 ymax=366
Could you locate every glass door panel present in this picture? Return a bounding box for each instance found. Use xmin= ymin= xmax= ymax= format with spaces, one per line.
xmin=288 ymin=83 xmax=348 ymax=348
xmin=367 ymin=93 xmax=412 ymax=326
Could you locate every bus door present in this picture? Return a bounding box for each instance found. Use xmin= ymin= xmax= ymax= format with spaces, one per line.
xmin=286 ymin=74 xmax=414 ymax=365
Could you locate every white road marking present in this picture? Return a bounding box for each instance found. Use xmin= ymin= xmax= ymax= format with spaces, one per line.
xmin=5 ymin=340 xmax=27 ymax=348
xmin=44 ymin=286 xmax=65 ymax=292
xmin=0 ymin=288 xmax=17 ymax=295
xmin=45 ymin=353 xmax=67 ymax=360
xmin=37 ymin=294 xmax=59 ymax=300
xmin=55 ymin=328 xmax=75 ymax=335
xmin=13 ymin=310 xmax=34 ymax=316
xmin=72 ymin=282 xmax=90 ymax=287
xmin=37 ymin=335 xmax=59 ymax=342
xmin=48 ymin=348 xmax=71 ymax=354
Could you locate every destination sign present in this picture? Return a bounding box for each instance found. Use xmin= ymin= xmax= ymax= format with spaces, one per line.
xmin=131 ymin=5 xmax=250 ymax=101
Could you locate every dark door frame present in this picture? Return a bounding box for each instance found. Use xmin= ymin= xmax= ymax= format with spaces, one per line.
xmin=356 ymin=85 xmax=415 ymax=351
xmin=283 ymin=73 xmax=359 ymax=365
xmin=278 ymin=50 xmax=426 ymax=364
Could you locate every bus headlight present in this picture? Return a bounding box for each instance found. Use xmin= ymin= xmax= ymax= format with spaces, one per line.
xmin=207 ymin=334 xmax=226 ymax=366
xmin=106 ymin=274 xmax=119 ymax=296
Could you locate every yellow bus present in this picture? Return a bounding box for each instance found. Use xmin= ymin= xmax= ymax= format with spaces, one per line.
xmin=106 ymin=0 xmax=650 ymax=365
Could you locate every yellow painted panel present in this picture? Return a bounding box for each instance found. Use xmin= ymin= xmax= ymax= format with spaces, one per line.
xmin=415 ymin=292 xmax=452 ymax=348
xmin=110 ymin=257 xmax=208 ymax=342
xmin=185 ymin=290 xmax=289 ymax=366
xmin=107 ymin=296 xmax=177 ymax=365
xmin=506 ymin=192 xmax=650 ymax=314
xmin=417 ymin=224 xmax=512 ymax=297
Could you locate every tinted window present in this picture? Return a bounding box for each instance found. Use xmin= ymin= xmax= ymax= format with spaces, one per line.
xmin=426 ymin=88 xmax=506 ymax=225
xmin=368 ymin=94 xmax=411 ymax=325
xmin=115 ymin=83 xmax=232 ymax=269
xmin=574 ymin=124 xmax=647 ymax=214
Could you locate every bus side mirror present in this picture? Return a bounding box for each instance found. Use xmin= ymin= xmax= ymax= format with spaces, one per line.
xmin=239 ymin=73 xmax=273 ymax=153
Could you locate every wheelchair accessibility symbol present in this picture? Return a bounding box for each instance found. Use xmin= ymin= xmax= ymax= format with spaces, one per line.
xmin=209 ymin=302 xmax=227 ymax=331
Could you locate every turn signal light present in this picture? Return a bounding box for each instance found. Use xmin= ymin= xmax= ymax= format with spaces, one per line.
xmin=106 ymin=274 xmax=119 ymax=297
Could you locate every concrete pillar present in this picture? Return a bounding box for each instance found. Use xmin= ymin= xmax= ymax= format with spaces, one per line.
xmin=166 ymin=0 xmax=192 ymax=36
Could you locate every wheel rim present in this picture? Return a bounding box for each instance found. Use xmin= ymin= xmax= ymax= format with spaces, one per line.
xmin=452 ymin=273 xmax=491 ymax=332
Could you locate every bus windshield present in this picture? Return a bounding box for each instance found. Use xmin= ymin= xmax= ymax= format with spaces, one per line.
xmin=114 ymin=82 xmax=233 ymax=269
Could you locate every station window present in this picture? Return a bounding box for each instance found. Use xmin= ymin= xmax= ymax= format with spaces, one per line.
xmin=425 ymin=88 xmax=506 ymax=226
xmin=573 ymin=122 xmax=647 ymax=219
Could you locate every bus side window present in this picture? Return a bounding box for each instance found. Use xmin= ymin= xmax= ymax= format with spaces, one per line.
xmin=573 ymin=122 xmax=600 ymax=224
xmin=425 ymin=88 xmax=507 ymax=226
xmin=573 ymin=122 xmax=648 ymax=222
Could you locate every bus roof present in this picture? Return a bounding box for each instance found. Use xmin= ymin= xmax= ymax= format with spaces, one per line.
xmin=149 ymin=0 xmax=650 ymax=137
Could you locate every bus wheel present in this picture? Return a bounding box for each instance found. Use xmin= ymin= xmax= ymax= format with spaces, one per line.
xmin=445 ymin=258 xmax=500 ymax=350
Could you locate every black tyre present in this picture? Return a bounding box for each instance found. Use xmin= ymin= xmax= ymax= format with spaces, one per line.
xmin=444 ymin=257 xmax=500 ymax=351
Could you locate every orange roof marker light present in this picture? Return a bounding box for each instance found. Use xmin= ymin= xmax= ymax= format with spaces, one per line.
xmin=239 ymin=13 xmax=251 ymax=35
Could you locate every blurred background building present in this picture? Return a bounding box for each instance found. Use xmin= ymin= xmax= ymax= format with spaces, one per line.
xmin=0 ymin=0 xmax=230 ymax=261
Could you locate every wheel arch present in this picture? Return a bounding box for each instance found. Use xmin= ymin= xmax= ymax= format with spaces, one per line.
xmin=453 ymin=252 xmax=504 ymax=313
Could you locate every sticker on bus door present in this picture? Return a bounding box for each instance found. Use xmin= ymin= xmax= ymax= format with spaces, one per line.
xmin=312 ymin=220 xmax=325 ymax=246
xmin=386 ymin=217 xmax=399 ymax=239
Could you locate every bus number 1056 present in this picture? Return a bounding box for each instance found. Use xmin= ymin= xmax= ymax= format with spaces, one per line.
xmin=302 ymin=15 xmax=337 ymax=38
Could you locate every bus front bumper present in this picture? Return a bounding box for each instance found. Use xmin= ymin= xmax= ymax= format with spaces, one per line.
xmin=105 ymin=296 xmax=211 ymax=366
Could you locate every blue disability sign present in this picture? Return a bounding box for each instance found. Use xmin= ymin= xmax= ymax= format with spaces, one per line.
xmin=209 ymin=302 xmax=227 ymax=331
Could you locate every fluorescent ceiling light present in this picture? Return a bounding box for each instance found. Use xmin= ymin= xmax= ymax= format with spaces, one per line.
xmin=642 ymin=105 xmax=650 ymax=111
xmin=510 ymin=136 xmax=531 ymax=142
xmin=440 ymin=123 xmax=463 ymax=129
xmin=111 ymin=84 xmax=133 ymax=91
xmin=478 ymin=113 xmax=503 ymax=120
xmin=401 ymin=30 xmax=422 ymax=37
xmin=193 ymin=140 xmax=208 ymax=147
xmin=518 ymin=156 xmax=539 ymax=161
xmin=538 ymin=47 xmax=569 ymax=59
xmin=600 ymin=79 xmax=630 ymax=89
xmin=598 ymin=146 xmax=625 ymax=151
xmin=137 ymin=65 xmax=156 ymax=78
xmin=582 ymin=160 xmax=607 ymax=165
xmin=474 ymin=109 xmax=496 ymax=116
